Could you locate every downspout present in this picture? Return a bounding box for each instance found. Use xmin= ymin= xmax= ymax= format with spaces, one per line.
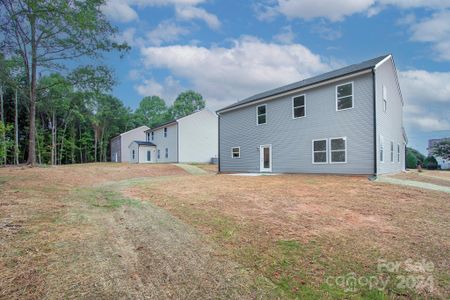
xmin=176 ymin=122 xmax=179 ymax=163
xmin=218 ymin=113 xmax=221 ymax=173
xmin=372 ymin=69 xmax=377 ymax=177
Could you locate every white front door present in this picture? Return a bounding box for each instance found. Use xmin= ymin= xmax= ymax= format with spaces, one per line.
xmin=260 ymin=145 xmax=272 ymax=172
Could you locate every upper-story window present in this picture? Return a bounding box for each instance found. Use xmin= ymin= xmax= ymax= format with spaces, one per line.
xmin=151 ymin=131 xmax=154 ymax=140
xmin=292 ymin=95 xmax=305 ymax=118
xmin=146 ymin=132 xmax=150 ymax=141
xmin=256 ymin=104 xmax=267 ymax=125
xmin=336 ymin=82 xmax=353 ymax=111
xmin=164 ymin=127 xmax=167 ymax=137
xmin=383 ymin=85 xmax=387 ymax=112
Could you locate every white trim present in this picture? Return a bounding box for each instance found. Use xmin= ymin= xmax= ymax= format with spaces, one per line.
xmin=292 ymin=94 xmax=306 ymax=119
xmin=329 ymin=136 xmax=347 ymax=164
xmin=374 ymin=54 xmax=392 ymax=70
xmin=217 ymin=69 xmax=371 ymax=114
xmin=231 ymin=147 xmax=240 ymax=158
xmin=336 ymin=82 xmax=354 ymax=111
xmin=312 ymin=139 xmax=328 ymax=164
xmin=259 ymin=144 xmax=272 ymax=172
xmin=256 ymin=104 xmax=267 ymax=125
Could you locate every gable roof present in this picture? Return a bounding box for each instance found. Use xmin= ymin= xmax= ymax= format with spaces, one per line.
xmin=145 ymin=109 xmax=213 ymax=132
xmin=111 ymin=125 xmax=150 ymax=141
xmin=217 ymin=54 xmax=390 ymax=113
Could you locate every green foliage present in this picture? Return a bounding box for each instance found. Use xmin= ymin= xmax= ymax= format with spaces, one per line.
xmin=0 ymin=123 xmax=14 ymax=163
xmin=423 ymin=156 xmax=438 ymax=170
xmin=430 ymin=140 xmax=450 ymax=160
xmin=407 ymin=147 xmax=425 ymax=164
xmin=170 ymin=90 xmax=205 ymax=119
xmin=406 ymin=151 xmax=418 ymax=169
xmin=134 ymin=96 xmax=169 ymax=127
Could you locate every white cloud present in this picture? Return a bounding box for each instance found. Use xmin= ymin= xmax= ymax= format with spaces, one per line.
xmin=410 ymin=10 xmax=450 ymax=60
xmin=399 ymin=70 xmax=450 ymax=132
xmin=139 ymin=36 xmax=333 ymax=109
xmin=135 ymin=76 xmax=183 ymax=103
xmin=400 ymin=70 xmax=450 ymax=103
xmin=101 ymin=0 xmax=139 ymax=23
xmin=147 ymin=21 xmax=190 ymax=45
xmin=258 ymin=0 xmax=450 ymax=22
xmin=175 ymin=5 xmax=221 ymax=29
xmin=273 ymin=26 xmax=295 ymax=44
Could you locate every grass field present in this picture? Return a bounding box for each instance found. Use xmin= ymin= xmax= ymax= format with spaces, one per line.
xmin=1 ymin=164 xmax=449 ymax=299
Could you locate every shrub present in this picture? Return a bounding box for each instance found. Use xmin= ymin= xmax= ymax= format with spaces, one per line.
xmin=406 ymin=151 xmax=418 ymax=169
xmin=423 ymin=156 xmax=438 ymax=170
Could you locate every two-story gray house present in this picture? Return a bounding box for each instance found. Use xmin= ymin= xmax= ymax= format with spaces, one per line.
xmin=217 ymin=54 xmax=407 ymax=175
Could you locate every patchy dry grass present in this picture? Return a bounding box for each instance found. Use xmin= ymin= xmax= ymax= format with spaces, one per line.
xmin=1 ymin=164 xmax=449 ymax=299
xmin=0 ymin=164 xmax=272 ymax=299
xmin=126 ymin=174 xmax=450 ymax=299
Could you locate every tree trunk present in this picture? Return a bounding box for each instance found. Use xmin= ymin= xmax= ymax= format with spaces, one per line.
xmin=14 ymin=89 xmax=19 ymax=165
xmin=51 ymin=111 xmax=57 ymax=166
xmin=0 ymin=84 xmax=5 ymax=166
xmin=27 ymin=14 xmax=37 ymax=166
xmin=94 ymin=127 xmax=98 ymax=163
xmin=78 ymin=124 xmax=83 ymax=163
xmin=36 ymin=124 xmax=42 ymax=165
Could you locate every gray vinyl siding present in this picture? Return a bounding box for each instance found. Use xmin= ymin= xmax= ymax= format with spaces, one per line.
xmin=150 ymin=123 xmax=178 ymax=163
xmin=375 ymin=59 xmax=405 ymax=174
xmin=111 ymin=136 xmax=121 ymax=162
xmin=219 ymin=73 xmax=375 ymax=174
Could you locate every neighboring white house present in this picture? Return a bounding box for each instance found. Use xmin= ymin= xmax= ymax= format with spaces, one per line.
xmin=123 ymin=110 xmax=218 ymax=164
xmin=110 ymin=125 xmax=149 ymax=162
xmin=428 ymin=138 xmax=450 ymax=169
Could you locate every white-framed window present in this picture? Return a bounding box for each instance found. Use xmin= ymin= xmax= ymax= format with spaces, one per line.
xmin=165 ymin=148 xmax=168 ymax=158
xmin=330 ymin=137 xmax=347 ymax=163
xmin=382 ymin=85 xmax=387 ymax=112
xmin=157 ymin=149 xmax=160 ymax=159
xmin=292 ymin=95 xmax=306 ymax=119
xmin=312 ymin=139 xmax=328 ymax=164
xmin=336 ymin=82 xmax=353 ymax=111
xmin=147 ymin=150 xmax=151 ymax=161
xmin=132 ymin=149 xmax=135 ymax=160
xmin=380 ymin=135 xmax=384 ymax=163
xmin=146 ymin=132 xmax=150 ymax=141
xmin=390 ymin=141 xmax=394 ymax=162
xmin=397 ymin=144 xmax=400 ymax=163
xmin=231 ymin=147 xmax=240 ymax=158
xmin=164 ymin=127 xmax=167 ymax=137
xmin=256 ymin=104 xmax=267 ymax=125
xmin=151 ymin=131 xmax=154 ymax=140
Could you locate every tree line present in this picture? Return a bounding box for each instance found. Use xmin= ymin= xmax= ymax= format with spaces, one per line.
xmin=0 ymin=0 xmax=205 ymax=166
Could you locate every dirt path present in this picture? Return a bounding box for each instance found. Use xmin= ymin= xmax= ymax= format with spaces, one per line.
xmin=377 ymin=176 xmax=450 ymax=193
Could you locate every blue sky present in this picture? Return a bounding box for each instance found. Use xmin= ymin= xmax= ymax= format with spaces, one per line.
xmin=100 ymin=0 xmax=450 ymax=154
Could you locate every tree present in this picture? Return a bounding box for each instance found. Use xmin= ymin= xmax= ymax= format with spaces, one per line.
xmin=430 ymin=140 xmax=450 ymax=160
xmin=171 ymin=90 xmax=205 ymax=119
xmin=0 ymin=0 xmax=128 ymax=165
xmin=406 ymin=151 xmax=418 ymax=169
xmin=407 ymin=147 xmax=425 ymax=165
xmin=423 ymin=156 xmax=438 ymax=170
xmin=135 ymin=96 xmax=168 ymax=127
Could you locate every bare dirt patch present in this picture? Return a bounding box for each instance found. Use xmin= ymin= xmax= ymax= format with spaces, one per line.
xmin=126 ymin=174 xmax=450 ymax=298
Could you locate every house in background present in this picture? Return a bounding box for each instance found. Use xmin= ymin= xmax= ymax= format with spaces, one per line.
xmin=128 ymin=109 xmax=218 ymax=164
xmin=428 ymin=138 xmax=450 ymax=169
xmin=110 ymin=125 xmax=149 ymax=162
xmin=217 ymin=54 xmax=407 ymax=175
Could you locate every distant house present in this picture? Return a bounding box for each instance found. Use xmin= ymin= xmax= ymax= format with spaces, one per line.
xmin=217 ymin=54 xmax=407 ymax=175
xmin=428 ymin=138 xmax=450 ymax=169
xmin=128 ymin=109 xmax=218 ymax=164
xmin=110 ymin=125 xmax=149 ymax=162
